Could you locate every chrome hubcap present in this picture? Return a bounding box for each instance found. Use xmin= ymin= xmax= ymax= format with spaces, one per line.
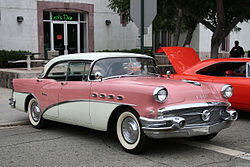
xmin=121 ymin=116 xmax=139 ymax=144
xmin=31 ymin=102 xmax=40 ymax=122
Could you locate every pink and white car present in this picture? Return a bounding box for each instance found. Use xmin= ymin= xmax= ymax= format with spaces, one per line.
xmin=9 ymin=52 xmax=237 ymax=154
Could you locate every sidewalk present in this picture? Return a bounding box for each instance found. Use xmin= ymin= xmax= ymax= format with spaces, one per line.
xmin=0 ymin=87 xmax=29 ymax=127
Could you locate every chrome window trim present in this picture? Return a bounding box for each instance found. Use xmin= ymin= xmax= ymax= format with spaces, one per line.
xmin=158 ymin=102 xmax=229 ymax=115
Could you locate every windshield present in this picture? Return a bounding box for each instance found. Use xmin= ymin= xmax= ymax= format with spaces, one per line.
xmin=90 ymin=57 xmax=161 ymax=79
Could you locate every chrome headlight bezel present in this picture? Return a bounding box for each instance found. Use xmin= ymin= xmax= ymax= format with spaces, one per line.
xmin=221 ymin=84 xmax=233 ymax=98
xmin=153 ymin=86 xmax=168 ymax=103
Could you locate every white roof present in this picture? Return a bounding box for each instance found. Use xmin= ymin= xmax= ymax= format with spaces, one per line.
xmin=42 ymin=52 xmax=152 ymax=75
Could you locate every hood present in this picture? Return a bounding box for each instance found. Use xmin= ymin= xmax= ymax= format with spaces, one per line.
xmin=108 ymin=77 xmax=222 ymax=103
xmin=156 ymin=47 xmax=201 ymax=74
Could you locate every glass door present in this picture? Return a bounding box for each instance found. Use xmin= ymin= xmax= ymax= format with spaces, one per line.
xmin=67 ymin=23 xmax=78 ymax=54
xmin=44 ymin=12 xmax=87 ymax=56
xmin=53 ymin=23 xmax=65 ymax=55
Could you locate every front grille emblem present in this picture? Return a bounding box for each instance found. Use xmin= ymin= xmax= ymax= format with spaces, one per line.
xmin=201 ymin=110 xmax=211 ymax=122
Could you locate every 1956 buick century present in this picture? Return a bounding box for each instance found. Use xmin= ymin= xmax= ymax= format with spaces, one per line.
xmin=9 ymin=52 xmax=237 ymax=154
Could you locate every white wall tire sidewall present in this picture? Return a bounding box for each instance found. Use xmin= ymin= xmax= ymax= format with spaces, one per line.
xmin=117 ymin=111 xmax=141 ymax=150
xmin=28 ymin=98 xmax=40 ymax=126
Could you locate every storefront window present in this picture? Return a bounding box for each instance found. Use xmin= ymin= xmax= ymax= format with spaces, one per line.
xmin=43 ymin=11 xmax=88 ymax=55
xmin=43 ymin=22 xmax=51 ymax=59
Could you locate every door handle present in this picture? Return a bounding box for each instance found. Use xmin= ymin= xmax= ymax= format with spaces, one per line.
xmin=36 ymin=79 xmax=42 ymax=82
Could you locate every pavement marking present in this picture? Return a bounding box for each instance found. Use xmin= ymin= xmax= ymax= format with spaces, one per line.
xmin=175 ymin=140 xmax=250 ymax=161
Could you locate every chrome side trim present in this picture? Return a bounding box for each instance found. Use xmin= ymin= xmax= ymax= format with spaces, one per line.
xmin=42 ymin=99 xmax=137 ymax=114
xmin=158 ymin=102 xmax=229 ymax=115
xmin=89 ymin=99 xmax=136 ymax=106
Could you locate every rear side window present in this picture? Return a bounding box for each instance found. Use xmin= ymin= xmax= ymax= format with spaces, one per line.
xmin=196 ymin=62 xmax=247 ymax=77
xmin=47 ymin=62 xmax=68 ymax=81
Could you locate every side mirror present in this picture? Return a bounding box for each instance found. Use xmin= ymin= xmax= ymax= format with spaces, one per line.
xmin=95 ymin=72 xmax=103 ymax=81
xmin=166 ymin=71 xmax=171 ymax=78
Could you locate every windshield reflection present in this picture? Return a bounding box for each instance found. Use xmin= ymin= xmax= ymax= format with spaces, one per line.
xmin=91 ymin=57 xmax=161 ymax=79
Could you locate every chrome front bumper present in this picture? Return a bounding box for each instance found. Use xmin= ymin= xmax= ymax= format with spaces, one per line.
xmin=140 ymin=102 xmax=237 ymax=139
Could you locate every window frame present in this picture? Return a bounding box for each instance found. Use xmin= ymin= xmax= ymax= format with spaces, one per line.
xmin=45 ymin=61 xmax=68 ymax=81
xmin=196 ymin=61 xmax=248 ymax=78
xmin=44 ymin=60 xmax=92 ymax=81
xmin=67 ymin=60 xmax=92 ymax=81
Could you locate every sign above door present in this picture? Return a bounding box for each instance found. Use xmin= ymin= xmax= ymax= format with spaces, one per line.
xmin=52 ymin=12 xmax=78 ymax=21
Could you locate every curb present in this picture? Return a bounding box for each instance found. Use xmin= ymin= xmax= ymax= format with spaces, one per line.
xmin=0 ymin=121 xmax=29 ymax=128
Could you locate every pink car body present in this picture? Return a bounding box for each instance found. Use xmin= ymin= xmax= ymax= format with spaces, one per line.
xmin=10 ymin=52 xmax=237 ymax=154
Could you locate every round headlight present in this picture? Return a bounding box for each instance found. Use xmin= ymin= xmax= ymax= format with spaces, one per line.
xmin=153 ymin=87 xmax=168 ymax=103
xmin=221 ymin=84 xmax=233 ymax=98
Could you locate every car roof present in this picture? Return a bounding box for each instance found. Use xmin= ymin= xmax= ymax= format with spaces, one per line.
xmin=42 ymin=52 xmax=152 ymax=75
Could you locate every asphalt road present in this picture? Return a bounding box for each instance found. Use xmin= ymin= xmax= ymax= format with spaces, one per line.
xmin=0 ymin=113 xmax=249 ymax=167
xmin=0 ymin=87 xmax=249 ymax=166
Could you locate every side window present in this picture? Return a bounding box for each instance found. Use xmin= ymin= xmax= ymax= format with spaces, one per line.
xmin=197 ymin=62 xmax=247 ymax=77
xmin=90 ymin=59 xmax=112 ymax=80
xmin=67 ymin=61 xmax=91 ymax=81
xmin=47 ymin=62 xmax=68 ymax=81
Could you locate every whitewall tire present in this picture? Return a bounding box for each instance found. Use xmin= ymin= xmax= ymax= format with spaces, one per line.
xmin=116 ymin=109 xmax=148 ymax=154
xmin=28 ymin=98 xmax=47 ymax=128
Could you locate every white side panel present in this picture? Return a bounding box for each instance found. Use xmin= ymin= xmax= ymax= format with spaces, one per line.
xmin=58 ymin=101 xmax=90 ymax=127
xmin=42 ymin=106 xmax=58 ymax=120
xmin=90 ymin=101 xmax=119 ymax=131
xmin=13 ymin=92 xmax=29 ymax=112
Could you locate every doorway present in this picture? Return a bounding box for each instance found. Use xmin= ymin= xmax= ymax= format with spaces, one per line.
xmin=53 ymin=22 xmax=79 ymax=55
xmin=43 ymin=11 xmax=88 ymax=56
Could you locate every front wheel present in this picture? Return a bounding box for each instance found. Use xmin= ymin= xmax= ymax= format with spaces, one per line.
xmin=116 ymin=109 xmax=148 ymax=154
xmin=28 ymin=98 xmax=47 ymax=129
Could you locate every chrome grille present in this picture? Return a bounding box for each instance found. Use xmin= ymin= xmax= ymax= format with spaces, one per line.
xmin=164 ymin=106 xmax=229 ymax=125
